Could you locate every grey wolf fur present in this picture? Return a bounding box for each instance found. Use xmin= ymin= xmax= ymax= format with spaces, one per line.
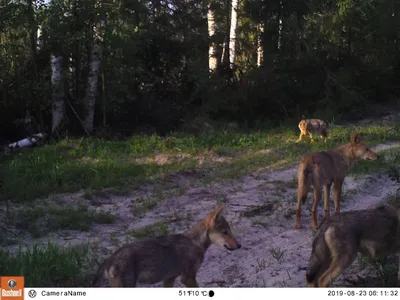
xmin=297 ymin=119 xmax=328 ymax=143
xmin=92 ymin=206 xmax=241 ymax=287
xmin=306 ymin=204 xmax=400 ymax=287
xmin=295 ymin=132 xmax=379 ymax=230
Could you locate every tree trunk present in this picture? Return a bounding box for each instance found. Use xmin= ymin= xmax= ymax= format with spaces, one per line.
xmin=35 ymin=0 xmax=43 ymax=51
xmin=277 ymin=0 xmax=283 ymax=51
xmin=257 ymin=23 xmax=264 ymax=67
xmin=221 ymin=36 xmax=230 ymax=65
xmin=28 ymin=0 xmax=44 ymax=130
xmin=28 ymin=0 xmax=38 ymax=77
xmin=207 ymin=4 xmax=217 ymax=72
xmin=229 ymin=0 xmax=239 ymax=67
xmin=51 ymin=55 xmax=65 ymax=134
xmin=82 ymin=21 xmax=103 ymax=134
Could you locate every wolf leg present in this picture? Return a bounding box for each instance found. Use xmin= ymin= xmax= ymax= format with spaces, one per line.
xmin=311 ymin=186 xmax=322 ymax=230
xmin=333 ymin=179 xmax=344 ymax=214
xmin=163 ymin=276 xmax=177 ymax=287
xmin=324 ymin=183 xmax=332 ymax=218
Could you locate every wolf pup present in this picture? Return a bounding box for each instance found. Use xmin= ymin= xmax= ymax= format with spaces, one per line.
xmin=306 ymin=204 xmax=400 ymax=287
xmin=297 ymin=119 xmax=328 ymax=143
xmin=92 ymin=206 xmax=241 ymax=287
xmin=295 ymin=132 xmax=379 ymax=230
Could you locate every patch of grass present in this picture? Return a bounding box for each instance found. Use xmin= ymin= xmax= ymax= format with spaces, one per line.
xmin=243 ymin=203 xmax=275 ymax=217
xmin=2 ymin=123 xmax=400 ymax=201
xmin=131 ymin=186 xmax=167 ymax=217
xmin=251 ymin=220 xmax=268 ymax=228
xmin=269 ymin=180 xmax=289 ymax=194
xmin=351 ymin=147 xmax=400 ymax=175
xmin=127 ymin=221 xmax=169 ymax=239
xmin=7 ymin=204 xmax=116 ymax=238
xmin=131 ymin=197 xmax=159 ymax=216
xmin=357 ymin=254 xmax=400 ymax=287
xmin=0 ymin=242 xmax=96 ymax=287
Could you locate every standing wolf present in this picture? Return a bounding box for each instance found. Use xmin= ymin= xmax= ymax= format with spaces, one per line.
xmin=92 ymin=206 xmax=241 ymax=287
xmin=295 ymin=132 xmax=379 ymax=230
xmin=306 ymin=204 xmax=400 ymax=287
xmin=296 ymin=119 xmax=328 ymax=143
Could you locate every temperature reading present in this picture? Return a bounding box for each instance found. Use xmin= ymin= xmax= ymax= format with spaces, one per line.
xmin=178 ymin=290 xmax=200 ymax=296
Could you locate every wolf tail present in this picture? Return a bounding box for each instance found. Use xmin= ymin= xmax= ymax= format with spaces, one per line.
xmin=298 ymin=165 xmax=313 ymax=205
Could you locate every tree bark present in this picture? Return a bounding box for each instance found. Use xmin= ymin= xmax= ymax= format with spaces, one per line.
xmin=51 ymin=55 xmax=65 ymax=134
xmin=229 ymin=0 xmax=239 ymax=67
xmin=277 ymin=0 xmax=283 ymax=51
xmin=257 ymin=23 xmax=264 ymax=67
xmin=207 ymin=4 xmax=217 ymax=72
xmin=82 ymin=21 xmax=103 ymax=134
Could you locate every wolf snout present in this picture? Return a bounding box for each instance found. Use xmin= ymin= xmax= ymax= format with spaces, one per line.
xmin=224 ymin=242 xmax=242 ymax=251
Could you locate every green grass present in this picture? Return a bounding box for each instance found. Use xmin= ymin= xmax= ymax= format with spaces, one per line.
xmin=1 ymin=122 xmax=400 ymax=201
xmin=0 ymin=242 xmax=96 ymax=287
xmin=6 ymin=204 xmax=116 ymax=238
xmin=127 ymin=221 xmax=169 ymax=239
xmin=357 ymin=254 xmax=400 ymax=287
xmin=351 ymin=147 xmax=400 ymax=175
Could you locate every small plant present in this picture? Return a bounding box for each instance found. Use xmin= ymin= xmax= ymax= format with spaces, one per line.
xmin=271 ymin=247 xmax=286 ymax=263
xmin=370 ymin=256 xmax=399 ymax=287
xmin=127 ymin=221 xmax=169 ymax=239
xmin=255 ymin=258 xmax=268 ymax=272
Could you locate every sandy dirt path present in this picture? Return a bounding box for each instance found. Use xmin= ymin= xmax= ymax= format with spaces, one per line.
xmin=4 ymin=142 xmax=400 ymax=287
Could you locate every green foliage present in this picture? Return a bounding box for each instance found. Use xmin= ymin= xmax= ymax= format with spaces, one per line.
xmin=1 ymin=0 xmax=400 ymax=135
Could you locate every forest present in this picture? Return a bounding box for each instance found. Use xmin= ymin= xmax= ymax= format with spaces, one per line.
xmin=2 ymin=0 xmax=400 ymax=142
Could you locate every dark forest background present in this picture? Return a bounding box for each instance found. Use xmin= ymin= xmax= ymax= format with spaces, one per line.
xmin=1 ymin=0 xmax=400 ymax=143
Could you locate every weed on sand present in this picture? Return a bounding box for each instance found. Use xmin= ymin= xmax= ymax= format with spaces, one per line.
xmin=6 ymin=204 xmax=116 ymax=238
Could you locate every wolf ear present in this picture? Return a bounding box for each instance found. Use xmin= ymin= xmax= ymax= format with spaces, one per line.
xmin=212 ymin=205 xmax=225 ymax=220
xmin=205 ymin=205 xmax=225 ymax=228
xmin=350 ymin=132 xmax=362 ymax=144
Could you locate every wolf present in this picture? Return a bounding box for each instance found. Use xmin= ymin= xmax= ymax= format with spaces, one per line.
xmin=92 ymin=206 xmax=241 ymax=287
xmin=295 ymin=132 xmax=379 ymax=230
xmin=296 ymin=119 xmax=328 ymax=143
xmin=306 ymin=204 xmax=400 ymax=287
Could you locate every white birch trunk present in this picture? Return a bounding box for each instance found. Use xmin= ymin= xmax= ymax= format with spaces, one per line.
xmin=37 ymin=25 xmax=42 ymax=51
xmin=229 ymin=0 xmax=239 ymax=67
xmin=36 ymin=0 xmax=42 ymax=51
xmin=207 ymin=5 xmax=217 ymax=72
xmin=257 ymin=23 xmax=264 ymax=67
xmin=277 ymin=0 xmax=283 ymax=50
xmin=82 ymin=21 xmax=103 ymax=134
xmin=51 ymin=55 xmax=65 ymax=133
xmin=221 ymin=41 xmax=226 ymax=63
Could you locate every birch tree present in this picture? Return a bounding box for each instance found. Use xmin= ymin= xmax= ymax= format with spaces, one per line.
xmin=207 ymin=2 xmax=217 ymax=71
xmin=228 ymin=0 xmax=239 ymax=67
xmin=47 ymin=0 xmax=66 ymax=134
xmin=82 ymin=18 xmax=104 ymax=134
xmin=51 ymin=54 xmax=65 ymax=134
xmin=256 ymin=23 xmax=263 ymax=67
